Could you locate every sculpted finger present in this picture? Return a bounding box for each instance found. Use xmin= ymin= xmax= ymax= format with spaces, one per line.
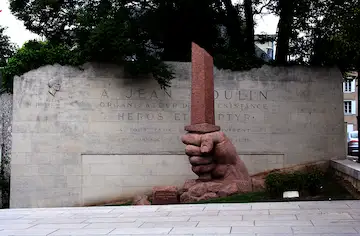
xmin=185 ymin=145 xmax=202 ymax=156
xmin=181 ymin=133 xmax=202 ymax=146
xmin=189 ymin=156 xmax=213 ymax=165
xmin=200 ymin=134 xmax=214 ymax=154
xmin=192 ymin=164 xmax=216 ymax=175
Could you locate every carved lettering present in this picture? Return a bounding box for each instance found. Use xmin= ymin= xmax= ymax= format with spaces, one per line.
xmin=229 ymin=137 xmax=251 ymax=143
xmin=213 ymin=90 xmax=268 ymax=101
xmin=217 ymin=103 xmax=268 ymax=111
xmin=174 ymin=113 xmax=188 ymax=121
xmin=99 ymin=101 xmax=188 ymax=110
xmin=124 ymin=89 xmax=172 ymax=99
xmin=217 ymin=113 xmax=255 ymax=122
xmin=118 ymin=113 xmax=164 ymax=121
xmin=101 ymin=90 xmax=109 ymax=98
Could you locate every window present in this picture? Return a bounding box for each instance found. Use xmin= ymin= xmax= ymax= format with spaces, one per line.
xmin=344 ymin=79 xmax=356 ymax=93
xmin=344 ymin=101 xmax=356 ymax=115
xmin=351 ymin=132 xmax=358 ymax=138
xmin=267 ymin=48 xmax=274 ymax=59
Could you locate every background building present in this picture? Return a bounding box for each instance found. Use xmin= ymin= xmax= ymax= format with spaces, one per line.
xmin=255 ymin=34 xmax=276 ymax=62
xmin=344 ymin=72 xmax=359 ymax=132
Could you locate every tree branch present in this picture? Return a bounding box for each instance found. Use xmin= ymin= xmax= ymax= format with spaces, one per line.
xmin=254 ymin=0 xmax=272 ymax=15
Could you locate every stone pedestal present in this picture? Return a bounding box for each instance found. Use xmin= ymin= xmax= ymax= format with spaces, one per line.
xmin=152 ymin=186 xmax=179 ymax=205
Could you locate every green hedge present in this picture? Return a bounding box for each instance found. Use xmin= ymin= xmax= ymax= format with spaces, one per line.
xmin=265 ymin=166 xmax=325 ymax=197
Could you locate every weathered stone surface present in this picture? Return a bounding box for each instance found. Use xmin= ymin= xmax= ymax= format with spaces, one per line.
xmin=10 ymin=63 xmax=345 ymax=208
xmin=198 ymin=192 xmax=218 ymax=201
xmin=180 ymin=179 xmax=252 ymax=203
xmin=0 ymin=93 xmax=12 ymax=208
xmin=179 ymin=192 xmax=198 ymax=203
xmin=188 ymin=184 xmax=208 ymax=197
xmin=252 ymin=177 xmax=266 ymax=192
xmin=152 ymin=186 xmax=179 ymax=205
xmin=133 ymin=195 xmax=151 ymax=205
xmin=217 ymin=183 xmax=239 ymax=197
xmin=182 ymin=179 xmax=197 ymax=192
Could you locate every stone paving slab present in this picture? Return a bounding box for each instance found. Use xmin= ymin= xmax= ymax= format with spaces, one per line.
xmin=1 ymin=201 xmax=360 ymax=235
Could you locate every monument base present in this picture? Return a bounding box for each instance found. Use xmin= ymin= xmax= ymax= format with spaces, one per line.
xmin=179 ymin=179 xmax=253 ymax=203
xmin=185 ymin=123 xmax=220 ymax=133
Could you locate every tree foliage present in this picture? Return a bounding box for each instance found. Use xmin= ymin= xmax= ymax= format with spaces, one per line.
xmin=3 ymin=0 xmax=360 ymax=93
xmin=5 ymin=0 xmax=264 ymax=91
xmin=0 ymin=26 xmax=16 ymax=67
xmin=0 ymin=40 xmax=83 ymax=92
xmin=310 ymin=0 xmax=360 ymax=72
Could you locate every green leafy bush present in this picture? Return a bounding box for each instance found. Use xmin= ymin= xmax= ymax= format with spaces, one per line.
xmin=0 ymin=40 xmax=84 ymax=93
xmin=265 ymin=166 xmax=325 ymax=197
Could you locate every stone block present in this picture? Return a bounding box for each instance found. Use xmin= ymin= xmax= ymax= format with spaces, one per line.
xmin=169 ymin=227 xmax=231 ymax=234
xmin=231 ymin=226 xmax=292 ymax=234
xmin=152 ymin=186 xmax=179 ymax=205
xmin=51 ymin=229 xmax=113 ymax=235
xmin=292 ymin=226 xmax=357 ymax=234
xmin=140 ymin=221 xmax=197 ymax=228
xmin=109 ymin=228 xmax=172 ymax=235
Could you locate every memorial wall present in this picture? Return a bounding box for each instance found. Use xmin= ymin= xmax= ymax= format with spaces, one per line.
xmin=10 ymin=62 xmax=345 ymax=207
xmin=0 ymin=92 xmax=12 ymax=208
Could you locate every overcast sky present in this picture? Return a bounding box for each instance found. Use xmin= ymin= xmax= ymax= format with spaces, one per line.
xmin=0 ymin=0 xmax=279 ymax=47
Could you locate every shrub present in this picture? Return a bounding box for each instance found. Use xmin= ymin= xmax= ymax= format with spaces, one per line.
xmin=265 ymin=166 xmax=325 ymax=198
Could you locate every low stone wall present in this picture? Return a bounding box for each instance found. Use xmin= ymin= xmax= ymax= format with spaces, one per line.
xmin=0 ymin=92 xmax=13 ymax=208
xmin=331 ymin=159 xmax=360 ymax=191
xmin=10 ymin=62 xmax=345 ymax=208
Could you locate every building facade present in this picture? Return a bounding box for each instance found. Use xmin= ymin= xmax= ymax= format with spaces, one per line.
xmin=344 ymin=72 xmax=359 ymax=132
xmin=255 ymin=34 xmax=276 ymax=62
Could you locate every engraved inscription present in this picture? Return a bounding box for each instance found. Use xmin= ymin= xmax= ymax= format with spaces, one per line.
xmin=214 ymin=90 xmax=268 ymax=101
xmin=154 ymin=192 xmax=177 ymax=200
xmin=93 ymin=88 xmax=273 ymax=148
xmin=122 ymin=89 xmax=172 ymax=99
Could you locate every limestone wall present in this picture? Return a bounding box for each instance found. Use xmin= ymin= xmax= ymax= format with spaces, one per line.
xmin=0 ymin=92 xmax=13 ymax=208
xmin=10 ymin=62 xmax=345 ymax=208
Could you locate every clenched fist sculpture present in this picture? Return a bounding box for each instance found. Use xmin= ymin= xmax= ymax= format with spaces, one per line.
xmin=180 ymin=131 xmax=253 ymax=202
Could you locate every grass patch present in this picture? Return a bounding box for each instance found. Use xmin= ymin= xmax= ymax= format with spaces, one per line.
xmin=104 ymin=200 xmax=133 ymax=206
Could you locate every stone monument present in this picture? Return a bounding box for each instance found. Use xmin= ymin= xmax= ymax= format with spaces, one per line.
xmin=180 ymin=43 xmax=253 ymax=203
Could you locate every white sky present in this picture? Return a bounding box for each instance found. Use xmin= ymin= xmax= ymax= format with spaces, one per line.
xmin=0 ymin=0 xmax=279 ymax=47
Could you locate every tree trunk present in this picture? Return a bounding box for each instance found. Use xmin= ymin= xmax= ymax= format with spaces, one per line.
xmin=244 ymin=0 xmax=255 ymax=56
xmin=221 ymin=0 xmax=245 ymax=51
xmin=357 ymin=69 xmax=360 ymax=162
xmin=275 ymin=0 xmax=295 ymax=64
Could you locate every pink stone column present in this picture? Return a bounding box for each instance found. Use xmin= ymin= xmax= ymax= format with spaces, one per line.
xmin=185 ymin=43 xmax=220 ymax=133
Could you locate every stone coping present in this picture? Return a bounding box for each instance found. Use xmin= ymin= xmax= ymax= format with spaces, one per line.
xmin=331 ymin=159 xmax=360 ymax=180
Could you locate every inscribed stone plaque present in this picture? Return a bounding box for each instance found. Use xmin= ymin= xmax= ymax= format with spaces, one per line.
xmin=152 ymin=186 xmax=179 ymax=205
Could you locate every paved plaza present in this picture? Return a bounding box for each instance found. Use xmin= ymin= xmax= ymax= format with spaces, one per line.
xmin=2 ymin=201 xmax=360 ymax=235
